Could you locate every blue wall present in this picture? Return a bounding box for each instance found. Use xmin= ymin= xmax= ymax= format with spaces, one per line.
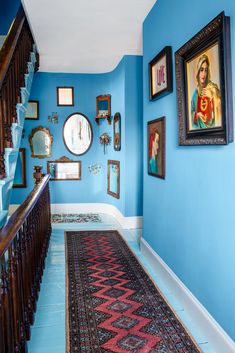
xmin=0 ymin=0 xmax=20 ymax=34
xmin=11 ymin=56 xmax=143 ymax=217
xmin=143 ymin=0 xmax=235 ymax=340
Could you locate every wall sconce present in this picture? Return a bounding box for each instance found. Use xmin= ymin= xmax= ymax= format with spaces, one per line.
xmin=48 ymin=112 xmax=58 ymax=124
xmin=88 ymin=163 xmax=102 ymax=175
xmin=100 ymin=132 xmax=111 ymax=154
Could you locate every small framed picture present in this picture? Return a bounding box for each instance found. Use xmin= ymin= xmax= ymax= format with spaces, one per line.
xmin=107 ymin=160 xmax=120 ymax=199
xmin=175 ymin=12 xmax=233 ymax=145
xmin=147 ymin=117 xmax=165 ymax=179
xmin=149 ymin=46 xmax=173 ymax=100
xmin=57 ymin=87 xmax=74 ymax=106
xmin=13 ymin=148 xmax=26 ymax=188
xmin=25 ymin=100 xmax=39 ymax=120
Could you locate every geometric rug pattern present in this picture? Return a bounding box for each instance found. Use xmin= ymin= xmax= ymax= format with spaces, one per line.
xmin=65 ymin=230 xmax=202 ymax=353
xmin=52 ymin=213 xmax=102 ymax=223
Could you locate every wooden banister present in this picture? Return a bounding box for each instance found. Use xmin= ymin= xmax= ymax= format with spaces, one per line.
xmin=0 ymin=175 xmax=51 ymax=353
xmin=0 ymin=6 xmax=26 ymax=89
xmin=0 ymin=4 xmax=37 ymax=179
xmin=0 ymin=174 xmax=50 ymax=256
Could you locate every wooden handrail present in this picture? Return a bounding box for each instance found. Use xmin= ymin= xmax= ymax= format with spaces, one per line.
xmin=0 ymin=4 xmax=37 ymax=179
xmin=0 ymin=174 xmax=50 ymax=257
xmin=0 ymin=5 xmax=26 ymax=89
xmin=0 ymin=175 xmax=51 ymax=352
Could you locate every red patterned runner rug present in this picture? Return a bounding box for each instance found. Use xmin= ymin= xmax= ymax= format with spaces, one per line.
xmin=65 ymin=230 xmax=202 ymax=353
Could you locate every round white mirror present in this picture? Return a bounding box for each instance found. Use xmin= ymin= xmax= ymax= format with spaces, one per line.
xmin=63 ymin=113 xmax=92 ymax=155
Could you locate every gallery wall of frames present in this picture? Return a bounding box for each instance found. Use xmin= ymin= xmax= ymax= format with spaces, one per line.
xmin=11 ymin=56 xmax=143 ymax=217
xmin=143 ymin=0 xmax=235 ymax=343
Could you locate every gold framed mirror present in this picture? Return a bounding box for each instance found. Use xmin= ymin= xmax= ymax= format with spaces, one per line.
xmin=29 ymin=126 xmax=53 ymax=158
xmin=47 ymin=156 xmax=81 ymax=180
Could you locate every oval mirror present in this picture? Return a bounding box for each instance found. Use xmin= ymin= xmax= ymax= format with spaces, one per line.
xmin=63 ymin=113 xmax=92 ymax=155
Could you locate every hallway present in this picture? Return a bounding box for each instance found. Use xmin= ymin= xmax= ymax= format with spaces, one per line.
xmin=28 ymin=214 xmax=214 ymax=353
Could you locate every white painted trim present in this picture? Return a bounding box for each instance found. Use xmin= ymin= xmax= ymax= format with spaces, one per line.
xmin=10 ymin=203 xmax=142 ymax=229
xmin=140 ymin=238 xmax=235 ymax=353
xmin=8 ymin=204 xmax=19 ymax=215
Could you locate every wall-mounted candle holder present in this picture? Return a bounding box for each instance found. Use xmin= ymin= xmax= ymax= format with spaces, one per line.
xmin=100 ymin=132 xmax=111 ymax=154
xmin=88 ymin=163 xmax=102 ymax=175
xmin=48 ymin=112 xmax=58 ymax=124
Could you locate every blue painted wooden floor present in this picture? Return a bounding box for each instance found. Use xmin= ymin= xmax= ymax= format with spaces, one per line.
xmin=28 ymin=214 xmax=214 ymax=353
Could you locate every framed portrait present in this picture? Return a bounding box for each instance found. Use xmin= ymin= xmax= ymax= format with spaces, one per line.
xmin=175 ymin=12 xmax=233 ymax=145
xmin=147 ymin=117 xmax=165 ymax=179
xmin=13 ymin=148 xmax=26 ymax=188
xmin=149 ymin=46 xmax=173 ymax=100
xmin=25 ymin=100 xmax=39 ymax=120
xmin=57 ymin=87 xmax=74 ymax=106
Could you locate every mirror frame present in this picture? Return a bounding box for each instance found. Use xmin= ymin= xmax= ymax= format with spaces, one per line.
xmin=47 ymin=156 xmax=81 ymax=181
xmin=29 ymin=126 xmax=53 ymax=158
xmin=113 ymin=112 xmax=121 ymax=151
xmin=107 ymin=160 xmax=120 ymax=199
xmin=63 ymin=112 xmax=93 ymax=156
xmin=95 ymin=95 xmax=111 ymax=124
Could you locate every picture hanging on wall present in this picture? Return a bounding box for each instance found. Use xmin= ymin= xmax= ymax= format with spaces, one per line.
xmin=175 ymin=12 xmax=233 ymax=145
xmin=13 ymin=148 xmax=26 ymax=188
xmin=107 ymin=160 xmax=120 ymax=199
xmin=113 ymin=112 xmax=121 ymax=151
xmin=149 ymin=46 xmax=173 ymax=100
xmin=25 ymin=100 xmax=39 ymax=120
xmin=147 ymin=117 xmax=165 ymax=179
xmin=57 ymin=87 xmax=74 ymax=106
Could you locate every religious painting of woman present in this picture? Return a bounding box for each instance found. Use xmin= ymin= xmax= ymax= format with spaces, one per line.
xmin=186 ymin=43 xmax=222 ymax=132
xmin=147 ymin=117 xmax=165 ymax=179
xmin=175 ymin=12 xmax=233 ymax=145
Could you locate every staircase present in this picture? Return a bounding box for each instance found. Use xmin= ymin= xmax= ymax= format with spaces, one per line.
xmin=0 ymin=6 xmax=39 ymax=227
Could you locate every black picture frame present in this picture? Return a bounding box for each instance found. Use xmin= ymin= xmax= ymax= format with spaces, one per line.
xmin=149 ymin=46 xmax=173 ymax=100
xmin=25 ymin=100 xmax=39 ymax=120
xmin=13 ymin=148 xmax=26 ymax=188
xmin=57 ymin=87 xmax=74 ymax=106
xmin=147 ymin=117 xmax=165 ymax=179
xmin=175 ymin=12 xmax=233 ymax=145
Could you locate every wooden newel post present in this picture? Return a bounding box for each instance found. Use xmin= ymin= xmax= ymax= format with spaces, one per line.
xmin=33 ymin=166 xmax=43 ymax=184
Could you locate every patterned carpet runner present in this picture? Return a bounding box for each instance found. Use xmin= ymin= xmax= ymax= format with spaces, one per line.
xmin=65 ymin=230 xmax=202 ymax=353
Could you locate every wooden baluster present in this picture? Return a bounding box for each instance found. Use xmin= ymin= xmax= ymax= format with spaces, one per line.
xmin=23 ymin=219 xmax=36 ymax=325
xmin=27 ymin=214 xmax=38 ymax=305
xmin=0 ymin=92 xmax=6 ymax=179
xmin=25 ymin=218 xmax=35 ymax=315
xmin=10 ymin=65 xmax=17 ymax=124
xmin=6 ymin=80 xmax=12 ymax=147
xmin=0 ymin=262 xmax=6 ymax=353
xmin=0 ymin=254 xmax=14 ymax=353
xmin=2 ymin=85 xmax=9 ymax=149
xmin=18 ymin=228 xmax=30 ymax=341
xmin=8 ymin=245 xmax=21 ymax=352
xmin=13 ymin=237 xmax=27 ymax=353
xmin=15 ymin=51 xmax=21 ymax=103
xmin=23 ymin=223 xmax=34 ymax=331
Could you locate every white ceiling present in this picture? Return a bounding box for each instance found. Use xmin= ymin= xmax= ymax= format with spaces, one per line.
xmin=22 ymin=0 xmax=156 ymax=73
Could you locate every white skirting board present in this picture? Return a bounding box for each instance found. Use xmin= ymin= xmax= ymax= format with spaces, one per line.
xmin=140 ymin=237 xmax=235 ymax=353
xmin=9 ymin=203 xmax=143 ymax=230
